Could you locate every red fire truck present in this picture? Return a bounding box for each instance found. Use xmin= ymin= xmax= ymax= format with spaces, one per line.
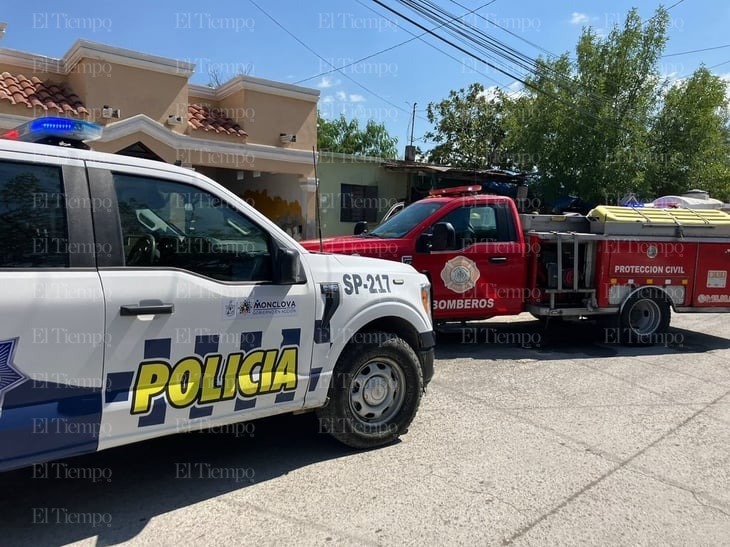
xmin=302 ymin=186 xmax=730 ymax=344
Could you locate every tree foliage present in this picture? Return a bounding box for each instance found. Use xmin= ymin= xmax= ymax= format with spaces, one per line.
xmin=507 ymin=7 xmax=669 ymax=204
xmin=425 ymin=83 xmax=510 ymax=169
xmin=646 ymin=67 xmax=730 ymax=201
xmin=317 ymin=113 xmax=398 ymax=158
xmin=425 ymin=7 xmax=730 ymax=204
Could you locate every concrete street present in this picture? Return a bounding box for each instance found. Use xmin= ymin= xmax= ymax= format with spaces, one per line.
xmin=1 ymin=313 xmax=729 ymax=546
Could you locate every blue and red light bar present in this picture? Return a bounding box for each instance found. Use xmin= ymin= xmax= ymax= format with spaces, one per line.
xmin=2 ymin=117 xmax=102 ymax=144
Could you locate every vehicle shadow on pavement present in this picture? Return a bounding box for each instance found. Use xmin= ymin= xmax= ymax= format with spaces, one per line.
xmin=435 ymin=318 xmax=730 ymax=360
xmin=0 ymin=412 xmax=357 ymax=546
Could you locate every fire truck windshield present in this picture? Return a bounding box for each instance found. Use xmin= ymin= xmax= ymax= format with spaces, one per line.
xmin=369 ymin=201 xmax=445 ymax=239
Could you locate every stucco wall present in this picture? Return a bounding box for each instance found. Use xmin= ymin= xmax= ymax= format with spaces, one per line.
xmin=317 ymin=153 xmax=408 ymax=237
xmin=243 ymin=90 xmax=317 ymax=150
xmin=70 ymin=61 xmax=190 ymax=129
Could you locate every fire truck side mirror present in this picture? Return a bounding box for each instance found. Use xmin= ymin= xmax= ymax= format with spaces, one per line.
xmin=431 ymin=222 xmax=456 ymax=251
xmin=353 ymin=221 xmax=368 ymax=235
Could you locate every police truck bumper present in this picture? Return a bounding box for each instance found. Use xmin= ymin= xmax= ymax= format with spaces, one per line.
xmin=418 ymin=331 xmax=436 ymax=386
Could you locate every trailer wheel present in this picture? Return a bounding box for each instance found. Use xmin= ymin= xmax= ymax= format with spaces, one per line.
xmin=316 ymin=332 xmax=423 ymax=449
xmin=617 ymin=290 xmax=671 ymax=346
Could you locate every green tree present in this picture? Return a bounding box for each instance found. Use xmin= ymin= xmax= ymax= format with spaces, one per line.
xmin=506 ymin=8 xmax=669 ymax=204
xmin=424 ymin=83 xmax=511 ymax=169
xmin=646 ymin=67 xmax=730 ymax=201
xmin=317 ymin=113 xmax=398 ymax=158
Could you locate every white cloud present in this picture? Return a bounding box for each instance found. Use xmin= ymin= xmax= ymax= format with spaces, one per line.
xmin=316 ymin=76 xmax=338 ymax=89
xmin=477 ymin=86 xmax=500 ymax=101
xmin=570 ymin=12 xmax=590 ymax=25
xmin=476 ymin=83 xmax=525 ymax=101
xmin=322 ymin=88 xmax=367 ymax=104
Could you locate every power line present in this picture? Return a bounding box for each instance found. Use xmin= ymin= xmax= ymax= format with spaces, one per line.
xmin=662 ymin=44 xmax=730 ymax=58
xmin=374 ymin=0 xmax=636 ymax=133
xmin=355 ymin=0 xmax=516 ymax=89
xmin=709 ymin=59 xmax=730 ymax=69
xmin=447 ymin=0 xmax=559 ymax=60
xmin=666 ymin=0 xmax=687 ymax=10
xmin=247 ymin=0 xmax=415 ymax=119
xmin=385 ymin=2 xmax=608 ymax=112
xmin=364 ymin=0 xmax=677 ymax=126
xmin=360 ymin=0 xmax=527 ymax=85
xmin=370 ymin=0 xmax=532 ymax=90
xmin=294 ymin=0 xmax=498 ymax=85
xmin=394 ymin=0 xmax=635 ymax=114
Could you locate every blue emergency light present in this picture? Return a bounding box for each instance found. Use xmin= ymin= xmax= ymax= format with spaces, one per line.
xmin=2 ymin=117 xmax=102 ymax=148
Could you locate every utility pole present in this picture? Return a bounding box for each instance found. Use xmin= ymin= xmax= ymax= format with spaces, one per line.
xmin=409 ymin=102 xmax=417 ymax=146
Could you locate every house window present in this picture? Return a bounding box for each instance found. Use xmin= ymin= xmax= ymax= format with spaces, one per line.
xmin=340 ymin=184 xmax=378 ymax=223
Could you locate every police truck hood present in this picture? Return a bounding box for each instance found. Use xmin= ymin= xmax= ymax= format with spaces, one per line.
xmin=304 ymin=250 xmax=418 ymax=277
xmin=299 ymin=235 xmax=405 ymax=257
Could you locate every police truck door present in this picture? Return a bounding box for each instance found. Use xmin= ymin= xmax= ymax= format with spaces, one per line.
xmin=88 ymin=163 xmax=315 ymax=450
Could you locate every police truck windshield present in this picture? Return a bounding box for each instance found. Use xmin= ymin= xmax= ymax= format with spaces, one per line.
xmin=369 ymin=201 xmax=446 ymax=239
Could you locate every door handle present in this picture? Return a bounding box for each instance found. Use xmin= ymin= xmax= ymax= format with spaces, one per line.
xmin=489 ymin=257 xmax=508 ymax=264
xmin=120 ymin=300 xmax=175 ymax=316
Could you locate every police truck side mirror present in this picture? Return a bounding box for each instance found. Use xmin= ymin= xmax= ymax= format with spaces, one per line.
xmin=274 ymin=248 xmax=307 ymax=284
xmin=353 ymin=221 xmax=368 ymax=235
xmin=431 ymin=222 xmax=455 ymax=251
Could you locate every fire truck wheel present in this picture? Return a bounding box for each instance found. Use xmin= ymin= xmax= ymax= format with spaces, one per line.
xmin=316 ymin=332 xmax=423 ymax=449
xmin=617 ymin=290 xmax=671 ymax=346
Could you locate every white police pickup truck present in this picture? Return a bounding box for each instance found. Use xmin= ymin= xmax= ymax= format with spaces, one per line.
xmin=0 ymin=118 xmax=434 ymax=472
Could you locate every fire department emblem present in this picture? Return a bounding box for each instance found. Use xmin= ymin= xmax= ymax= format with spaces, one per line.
xmin=441 ymin=256 xmax=480 ymax=294
xmin=0 ymin=338 xmax=27 ymax=418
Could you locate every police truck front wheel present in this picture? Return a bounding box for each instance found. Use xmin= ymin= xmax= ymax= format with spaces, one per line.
xmin=317 ymin=333 xmax=423 ymax=449
xmin=617 ymin=290 xmax=671 ymax=345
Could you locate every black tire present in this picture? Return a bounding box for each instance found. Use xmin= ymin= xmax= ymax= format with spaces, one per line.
xmin=316 ymin=332 xmax=423 ymax=449
xmin=614 ymin=289 xmax=671 ymax=346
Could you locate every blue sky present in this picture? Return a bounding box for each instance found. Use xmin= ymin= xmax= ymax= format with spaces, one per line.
xmin=1 ymin=1 xmax=728 ymax=156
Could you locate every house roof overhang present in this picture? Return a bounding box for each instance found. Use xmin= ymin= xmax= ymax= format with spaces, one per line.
xmin=100 ymin=115 xmax=314 ymax=166
xmin=380 ymin=160 xmax=527 ymax=182
xmin=0 ymin=39 xmax=195 ymax=77
xmin=0 ymin=113 xmax=315 ymax=167
xmin=0 ymin=40 xmax=319 ymax=101
xmin=189 ymin=74 xmax=319 ymax=103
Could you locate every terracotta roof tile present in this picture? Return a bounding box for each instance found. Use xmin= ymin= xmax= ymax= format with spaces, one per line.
xmin=0 ymin=72 xmax=88 ymax=116
xmin=187 ymin=103 xmax=247 ymax=138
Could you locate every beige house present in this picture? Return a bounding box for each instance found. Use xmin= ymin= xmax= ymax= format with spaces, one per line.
xmin=0 ymin=39 xmax=319 ymax=238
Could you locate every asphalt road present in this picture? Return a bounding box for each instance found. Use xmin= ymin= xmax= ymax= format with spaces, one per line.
xmin=1 ymin=313 xmax=729 ymax=546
